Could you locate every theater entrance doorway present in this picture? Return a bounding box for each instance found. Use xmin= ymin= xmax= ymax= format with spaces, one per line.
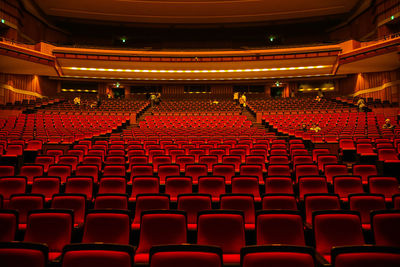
xmin=270 ymin=87 xmax=284 ymax=98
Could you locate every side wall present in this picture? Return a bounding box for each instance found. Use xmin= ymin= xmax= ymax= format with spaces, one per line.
xmin=0 ymin=73 xmax=58 ymax=104
xmin=337 ymin=69 xmax=400 ymax=104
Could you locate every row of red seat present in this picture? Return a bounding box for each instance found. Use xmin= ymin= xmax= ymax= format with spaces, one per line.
xmin=0 ymin=114 xmax=127 ymax=141
xmin=1 ymin=160 xmax=385 ymax=185
xmin=2 ymin=242 xmax=399 ymax=267
xmin=2 ymin=191 xmax=400 ymax=229
xmin=1 ymin=208 xmax=399 ymax=265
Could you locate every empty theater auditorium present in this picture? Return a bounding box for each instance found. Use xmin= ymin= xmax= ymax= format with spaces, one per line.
xmin=1 ymin=0 xmax=400 ymax=266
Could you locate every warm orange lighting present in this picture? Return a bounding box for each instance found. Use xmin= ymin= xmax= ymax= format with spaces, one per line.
xmin=62 ymin=73 xmax=333 ymax=81
xmin=65 ymin=65 xmax=331 ymax=73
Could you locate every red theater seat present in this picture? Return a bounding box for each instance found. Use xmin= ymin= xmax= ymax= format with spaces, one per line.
xmin=48 ymin=165 xmax=72 ymax=184
xmin=349 ymin=194 xmax=386 ymax=230
xmin=34 ymin=156 xmax=55 ymax=173
xmin=313 ymin=211 xmax=364 ymax=263
xmin=231 ymin=176 xmax=261 ymax=201
xmin=331 ymin=246 xmax=400 ymax=267
xmin=64 ymin=177 xmax=93 ymax=200
xmin=265 ymin=177 xmax=293 ymax=194
xmin=175 ymin=155 xmax=195 ymax=172
xmin=199 ymin=155 xmax=218 ymax=172
xmin=262 ymin=194 xmax=298 ymax=210
xmin=317 ymin=155 xmax=338 ymax=171
xmin=352 ymin=164 xmax=378 ymax=184
xmin=94 ymin=194 xmax=129 ymax=210
xmin=135 ymin=210 xmax=187 ymax=264
xmin=24 ymin=209 xmax=73 ymax=261
xmin=132 ymin=194 xmax=170 ymax=230
xmin=152 ymin=155 xmax=172 ymax=172
xmin=82 ymin=210 xmax=130 ymax=244
xmin=198 ymin=176 xmax=226 ymax=202
xmin=61 ymin=243 xmax=135 ymax=267
xmin=197 ymin=210 xmax=245 ymax=265
xmin=46 ymin=149 xmax=64 ymax=163
xmin=149 ymin=245 xmax=222 ymax=267
xmin=220 ymin=194 xmax=255 ymax=231
xmin=9 ymin=194 xmax=44 ymax=230
xmin=76 ymin=165 xmax=99 ymax=183
xmin=0 ymin=242 xmax=48 ymax=267
xmin=240 ymin=246 xmax=315 ymax=267
xmin=19 ymin=164 xmax=44 ymax=184
xmin=256 ymin=210 xmax=305 ymax=246
xmin=185 ymin=164 xmax=208 ymax=185
xmin=368 ymin=176 xmax=400 ymax=201
xmin=130 ymin=164 xmax=154 ymax=183
xmin=324 ymin=164 xmax=348 ymax=183
xmin=222 ymin=155 xmax=242 ymax=172
xmin=103 ymin=165 xmax=126 ymax=177
xmin=165 ymin=176 xmax=192 ymax=202
xmin=58 ymin=156 xmax=79 ymax=171
xmin=51 ymin=194 xmax=86 ymax=227
xmin=130 ymin=176 xmax=159 ymax=201
xmin=0 ymin=210 xmax=18 ymax=241
xmin=212 ymin=164 xmax=235 ymax=185
xmin=298 ymin=176 xmax=328 ymax=201
xmin=304 ymin=194 xmax=340 ymax=226
xmin=267 ymin=164 xmax=291 ymax=177
xmin=239 ymin=164 xmax=263 ymax=184
xmin=295 ymin=164 xmax=319 ymax=182
xmin=98 ymin=176 xmax=126 ymax=194
xmin=371 ymin=210 xmax=400 ymax=247
xmin=177 ymin=194 xmax=212 ymax=231
xmin=0 ymin=176 xmax=27 ymax=208
xmin=333 ymin=175 xmax=364 ymax=201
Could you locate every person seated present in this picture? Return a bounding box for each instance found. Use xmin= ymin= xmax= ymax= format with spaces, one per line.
xmin=382 ymin=119 xmax=395 ymax=129
xmin=356 ymin=98 xmax=366 ymax=112
xmin=315 ymin=95 xmax=321 ymax=102
xmin=90 ymin=100 xmax=98 ymax=108
xmin=301 ymin=124 xmax=308 ymax=132
xmin=310 ymin=123 xmax=321 ymax=133
xmin=155 ymin=93 xmax=161 ymax=105
xmin=73 ymin=96 xmax=81 ymax=105
xmin=212 ymin=100 xmax=219 ymax=105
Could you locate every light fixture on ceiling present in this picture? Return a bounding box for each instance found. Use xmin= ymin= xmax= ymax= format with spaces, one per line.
xmin=268 ymin=35 xmax=276 ymax=42
xmin=62 ymin=73 xmax=332 ymax=81
xmin=65 ymin=65 xmax=330 ymax=73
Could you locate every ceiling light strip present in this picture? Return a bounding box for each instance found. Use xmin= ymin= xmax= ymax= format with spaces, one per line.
xmin=64 ymin=65 xmax=330 ymax=73
xmin=62 ymin=74 xmax=333 ymax=81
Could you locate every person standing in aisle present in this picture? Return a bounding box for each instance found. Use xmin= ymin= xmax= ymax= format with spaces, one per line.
xmin=150 ymin=93 xmax=156 ymax=107
xmin=239 ymin=93 xmax=247 ymax=111
xmin=233 ymin=91 xmax=239 ymax=104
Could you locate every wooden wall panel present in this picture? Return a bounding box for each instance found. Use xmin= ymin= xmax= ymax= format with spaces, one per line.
xmin=0 ymin=73 xmax=57 ymax=104
xmin=210 ymin=85 xmax=233 ymax=95
xmin=337 ymin=69 xmax=400 ymax=104
xmin=162 ymin=85 xmax=185 ymax=95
